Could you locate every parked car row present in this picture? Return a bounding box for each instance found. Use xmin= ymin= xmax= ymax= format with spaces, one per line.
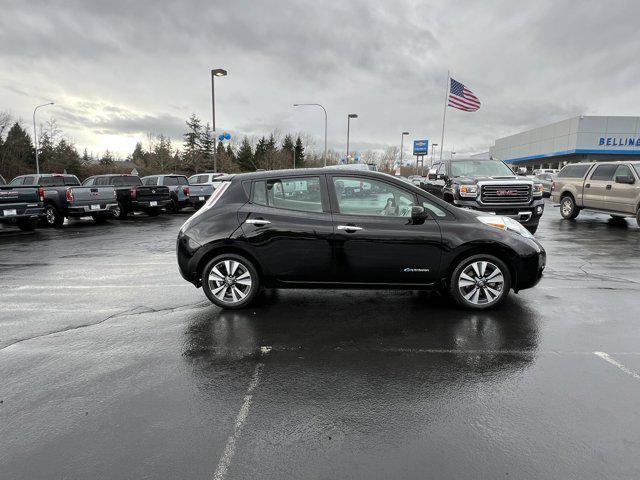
xmin=0 ymin=172 xmax=228 ymax=231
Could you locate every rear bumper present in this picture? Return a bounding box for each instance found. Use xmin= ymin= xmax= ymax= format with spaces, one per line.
xmin=454 ymin=198 xmax=545 ymax=226
xmin=188 ymin=195 xmax=211 ymax=206
xmin=0 ymin=206 xmax=44 ymax=224
xmin=67 ymin=203 xmax=118 ymax=216
xmin=131 ymin=199 xmax=172 ymax=210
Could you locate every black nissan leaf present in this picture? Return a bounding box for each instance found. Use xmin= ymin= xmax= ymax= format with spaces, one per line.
xmin=177 ymin=169 xmax=545 ymax=310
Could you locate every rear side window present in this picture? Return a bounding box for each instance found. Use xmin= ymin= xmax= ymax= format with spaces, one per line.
xmin=64 ymin=176 xmax=79 ymax=186
xmin=590 ymin=164 xmax=617 ymax=181
xmin=142 ymin=177 xmax=157 ymax=186
xmin=83 ymin=178 xmax=94 ymax=186
xmin=9 ymin=177 xmax=24 ymax=186
xmin=252 ymin=177 xmax=323 ymax=213
xmin=112 ymin=176 xmax=141 ymax=187
xmin=614 ymin=164 xmax=633 ymax=179
xmin=40 ymin=176 xmax=65 ymax=186
xmin=22 ymin=176 xmax=35 ymax=186
xmin=164 ymin=176 xmax=188 ymax=186
xmin=558 ymin=164 xmax=591 ymax=179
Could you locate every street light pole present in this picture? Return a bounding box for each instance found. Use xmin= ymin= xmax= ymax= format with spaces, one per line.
xmin=33 ymin=102 xmax=54 ymax=175
xmin=400 ymin=131 xmax=409 ymax=170
xmin=211 ymin=68 xmax=227 ymax=173
xmin=346 ymin=113 xmax=358 ymax=161
xmin=293 ymin=103 xmax=328 ymax=166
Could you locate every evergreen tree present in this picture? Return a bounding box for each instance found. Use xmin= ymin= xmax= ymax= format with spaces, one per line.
xmin=294 ymin=136 xmax=305 ymax=168
xmin=225 ymin=144 xmax=235 ymax=161
xmin=131 ymin=141 xmax=146 ymax=167
xmin=282 ymin=134 xmax=295 ymax=168
xmin=265 ymin=134 xmax=277 ymax=170
xmin=54 ymin=139 xmax=83 ymax=176
xmin=200 ymin=123 xmax=214 ymax=170
xmin=183 ymin=113 xmax=204 ymax=172
xmin=235 ymin=137 xmax=256 ymax=171
xmin=152 ymin=135 xmax=173 ymax=172
xmin=99 ymin=150 xmax=115 ymax=166
xmin=81 ymin=148 xmax=91 ymax=166
xmin=253 ymin=136 xmax=267 ymax=170
xmin=1 ymin=122 xmax=35 ymax=178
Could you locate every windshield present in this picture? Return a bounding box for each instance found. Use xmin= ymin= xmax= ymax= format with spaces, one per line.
xmin=450 ymin=160 xmax=514 ymax=178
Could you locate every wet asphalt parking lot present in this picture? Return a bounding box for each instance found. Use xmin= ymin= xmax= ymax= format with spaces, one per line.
xmin=1 ymin=201 xmax=640 ymax=480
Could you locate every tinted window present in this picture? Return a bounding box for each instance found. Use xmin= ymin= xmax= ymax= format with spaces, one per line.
xmin=83 ymin=178 xmax=95 ymax=186
xmin=40 ymin=176 xmax=65 ymax=186
xmin=112 ymin=176 xmax=141 ymax=186
xmin=252 ymin=180 xmax=268 ymax=205
xmin=164 ymin=176 xmax=188 ymax=186
xmin=422 ymin=200 xmax=447 ymax=218
xmin=262 ymin=177 xmax=322 ymax=212
xmin=142 ymin=177 xmax=157 ymax=186
xmin=9 ymin=177 xmax=24 ymax=186
xmin=64 ymin=176 xmax=79 ymax=186
xmin=590 ymin=164 xmax=617 ymax=181
xmin=614 ymin=164 xmax=633 ymax=179
xmin=558 ymin=164 xmax=592 ymax=179
xmin=633 ymin=164 xmax=640 ymax=178
xmin=333 ymin=177 xmax=415 ymax=217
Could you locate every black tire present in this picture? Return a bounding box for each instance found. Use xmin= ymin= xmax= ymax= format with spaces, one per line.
xmin=636 ymin=208 xmax=640 ymax=228
xmin=91 ymin=214 xmax=108 ymax=224
xmin=525 ymin=224 xmax=538 ymax=235
xmin=113 ymin=201 xmax=128 ymax=219
xmin=560 ymin=195 xmax=580 ymax=219
xmin=18 ymin=218 xmax=38 ymax=231
xmin=146 ymin=208 xmax=160 ymax=217
xmin=449 ymin=254 xmax=511 ymax=310
xmin=44 ymin=204 xmax=64 ymax=228
xmin=167 ymin=197 xmax=180 ymax=214
xmin=201 ymin=254 xmax=260 ymax=309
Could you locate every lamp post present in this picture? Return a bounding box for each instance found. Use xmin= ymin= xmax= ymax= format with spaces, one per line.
xmin=33 ymin=102 xmax=54 ymax=175
xmin=430 ymin=143 xmax=438 ymax=167
xmin=211 ymin=68 xmax=227 ymax=172
xmin=346 ymin=113 xmax=358 ymax=161
xmin=293 ymin=103 xmax=327 ymax=166
xmin=400 ymin=131 xmax=409 ymax=170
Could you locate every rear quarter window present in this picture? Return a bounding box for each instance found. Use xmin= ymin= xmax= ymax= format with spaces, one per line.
xmin=558 ymin=164 xmax=592 ymax=179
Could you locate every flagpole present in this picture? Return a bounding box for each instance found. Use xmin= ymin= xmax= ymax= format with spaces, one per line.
xmin=439 ymin=70 xmax=449 ymax=162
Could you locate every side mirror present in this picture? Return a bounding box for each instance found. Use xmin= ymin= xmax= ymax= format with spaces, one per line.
xmin=615 ymin=175 xmax=634 ymax=184
xmin=411 ymin=205 xmax=427 ymax=220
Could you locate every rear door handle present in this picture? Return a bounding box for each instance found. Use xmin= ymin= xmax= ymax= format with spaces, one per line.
xmin=245 ymin=219 xmax=271 ymax=226
xmin=585 ymin=183 xmax=591 ymax=188
xmin=606 ymin=184 xmax=612 ymax=190
xmin=337 ymin=225 xmax=363 ymax=232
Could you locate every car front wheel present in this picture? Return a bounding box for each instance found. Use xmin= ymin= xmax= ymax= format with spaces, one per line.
xmin=449 ymin=254 xmax=511 ymax=310
xmin=202 ymin=254 xmax=259 ymax=309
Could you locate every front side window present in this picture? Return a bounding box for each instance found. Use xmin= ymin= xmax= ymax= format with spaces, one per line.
xmin=614 ymin=164 xmax=633 ymax=179
xmin=590 ymin=164 xmax=617 ymax=181
xmin=252 ymin=176 xmax=323 ymax=213
xmin=333 ymin=177 xmax=415 ymax=217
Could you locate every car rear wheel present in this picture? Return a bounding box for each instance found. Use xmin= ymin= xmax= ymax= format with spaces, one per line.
xmin=44 ymin=204 xmax=64 ymax=228
xmin=202 ymin=254 xmax=259 ymax=309
xmin=167 ymin=198 xmax=180 ymax=214
xmin=449 ymin=254 xmax=511 ymax=310
xmin=636 ymin=208 xmax=640 ymax=227
xmin=113 ymin=201 xmax=127 ymax=219
xmin=560 ymin=195 xmax=580 ymax=219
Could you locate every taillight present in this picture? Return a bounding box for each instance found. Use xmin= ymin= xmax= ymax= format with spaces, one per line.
xmin=37 ymin=187 xmax=45 ymax=202
xmin=551 ymin=181 xmax=556 ymax=192
xmin=113 ymin=189 xmax=117 ymax=198
xmin=66 ymin=188 xmax=74 ymax=202
xmin=183 ymin=186 xmax=189 ymax=196
xmin=130 ymin=187 xmax=137 ymax=199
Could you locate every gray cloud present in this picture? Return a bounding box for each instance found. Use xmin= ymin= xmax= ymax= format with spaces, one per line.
xmin=1 ymin=0 xmax=638 ymax=157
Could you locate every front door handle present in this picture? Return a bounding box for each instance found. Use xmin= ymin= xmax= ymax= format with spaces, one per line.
xmin=337 ymin=225 xmax=363 ymax=232
xmin=585 ymin=183 xmax=591 ymax=188
xmin=606 ymin=184 xmax=612 ymax=190
xmin=245 ymin=219 xmax=271 ymax=226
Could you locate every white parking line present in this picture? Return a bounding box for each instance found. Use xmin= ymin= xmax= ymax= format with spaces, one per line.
xmin=0 ymin=284 xmax=187 ymax=290
xmin=212 ymin=355 xmax=268 ymax=480
xmin=594 ymin=351 xmax=640 ymax=381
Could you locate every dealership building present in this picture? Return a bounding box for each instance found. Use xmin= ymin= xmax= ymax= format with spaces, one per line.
xmin=489 ymin=116 xmax=640 ymax=170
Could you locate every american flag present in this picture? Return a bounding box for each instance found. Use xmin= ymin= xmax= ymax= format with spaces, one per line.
xmin=448 ymin=78 xmax=481 ymax=112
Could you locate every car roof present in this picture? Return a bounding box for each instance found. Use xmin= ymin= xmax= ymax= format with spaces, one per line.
xmin=228 ymin=168 xmax=407 ymax=181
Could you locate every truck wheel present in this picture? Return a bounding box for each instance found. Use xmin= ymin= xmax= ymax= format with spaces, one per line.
xmin=560 ymin=195 xmax=580 ymax=220
xmin=449 ymin=254 xmax=511 ymax=310
xmin=168 ymin=198 xmax=180 ymax=214
xmin=44 ymin=204 xmax=64 ymax=228
xmin=113 ymin=201 xmax=128 ymax=219
xmin=202 ymin=254 xmax=260 ymax=309
xmin=18 ymin=218 xmax=38 ymax=231
xmin=525 ymin=225 xmax=538 ymax=235
xmin=636 ymin=208 xmax=640 ymax=228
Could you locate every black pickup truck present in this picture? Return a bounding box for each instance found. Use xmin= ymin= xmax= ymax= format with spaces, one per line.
xmin=8 ymin=174 xmax=117 ymax=227
xmin=422 ymin=158 xmax=545 ymax=234
xmin=82 ymin=174 xmax=171 ymax=218
xmin=0 ymin=176 xmax=45 ymax=231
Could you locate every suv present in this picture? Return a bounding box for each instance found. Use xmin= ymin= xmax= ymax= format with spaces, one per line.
xmin=551 ymin=162 xmax=640 ymax=225
xmin=423 ymin=158 xmax=545 ymax=234
xmin=177 ymin=169 xmax=545 ymax=311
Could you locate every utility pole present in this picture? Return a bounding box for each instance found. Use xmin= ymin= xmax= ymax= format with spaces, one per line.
xmin=33 ymin=102 xmax=54 ymax=175
xmin=211 ymin=68 xmax=227 ymax=172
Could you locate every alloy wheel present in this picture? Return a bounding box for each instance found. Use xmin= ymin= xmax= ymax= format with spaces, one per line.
xmin=457 ymin=261 xmax=505 ymax=306
xmin=561 ymin=198 xmax=573 ymax=217
xmin=46 ymin=207 xmax=56 ymax=225
xmin=208 ymin=259 xmax=253 ymax=305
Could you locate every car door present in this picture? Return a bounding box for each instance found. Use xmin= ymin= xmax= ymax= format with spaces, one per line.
xmin=584 ymin=164 xmax=617 ymax=209
xmin=605 ymin=164 xmax=639 ymax=214
xmin=328 ymin=174 xmax=442 ymax=285
xmin=238 ymin=175 xmax=335 ymax=283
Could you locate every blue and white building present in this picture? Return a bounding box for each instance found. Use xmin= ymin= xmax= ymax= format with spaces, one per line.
xmin=489 ymin=116 xmax=640 ymax=170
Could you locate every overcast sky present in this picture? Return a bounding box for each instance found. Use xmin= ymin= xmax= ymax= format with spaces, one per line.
xmin=2 ymin=0 xmax=639 ymax=159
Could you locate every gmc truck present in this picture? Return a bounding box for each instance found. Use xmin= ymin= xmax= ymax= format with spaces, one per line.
xmin=8 ymin=174 xmax=117 ymax=227
xmin=423 ymin=158 xmax=545 ymax=234
xmin=0 ymin=179 xmax=45 ymax=231
xmin=141 ymin=174 xmax=190 ymax=213
xmin=82 ymin=174 xmax=171 ymax=218
xmin=551 ymin=161 xmax=640 ymax=226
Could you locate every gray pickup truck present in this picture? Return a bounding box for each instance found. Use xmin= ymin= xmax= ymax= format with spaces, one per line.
xmin=0 ymin=177 xmax=45 ymax=231
xmin=551 ymin=161 xmax=640 ymax=226
xmin=8 ymin=174 xmax=117 ymax=227
xmin=187 ymin=173 xmax=218 ymax=209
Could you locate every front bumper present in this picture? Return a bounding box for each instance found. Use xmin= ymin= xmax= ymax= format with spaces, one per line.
xmin=515 ymin=240 xmax=546 ymax=291
xmin=453 ymin=198 xmax=545 ymax=226
xmin=68 ymin=203 xmax=118 ymax=216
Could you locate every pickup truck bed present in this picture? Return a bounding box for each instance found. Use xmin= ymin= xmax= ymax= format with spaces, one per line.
xmin=0 ymin=185 xmax=44 ymax=231
xmin=187 ymin=184 xmax=214 ymax=209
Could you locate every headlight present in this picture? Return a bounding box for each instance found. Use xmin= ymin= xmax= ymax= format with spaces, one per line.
xmin=532 ymin=183 xmax=543 ymax=196
xmin=459 ymin=184 xmax=478 ymax=197
xmin=477 ymin=215 xmax=534 ymax=239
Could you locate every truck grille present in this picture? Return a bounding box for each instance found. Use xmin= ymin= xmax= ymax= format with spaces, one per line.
xmin=481 ymin=184 xmax=531 ymax=204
